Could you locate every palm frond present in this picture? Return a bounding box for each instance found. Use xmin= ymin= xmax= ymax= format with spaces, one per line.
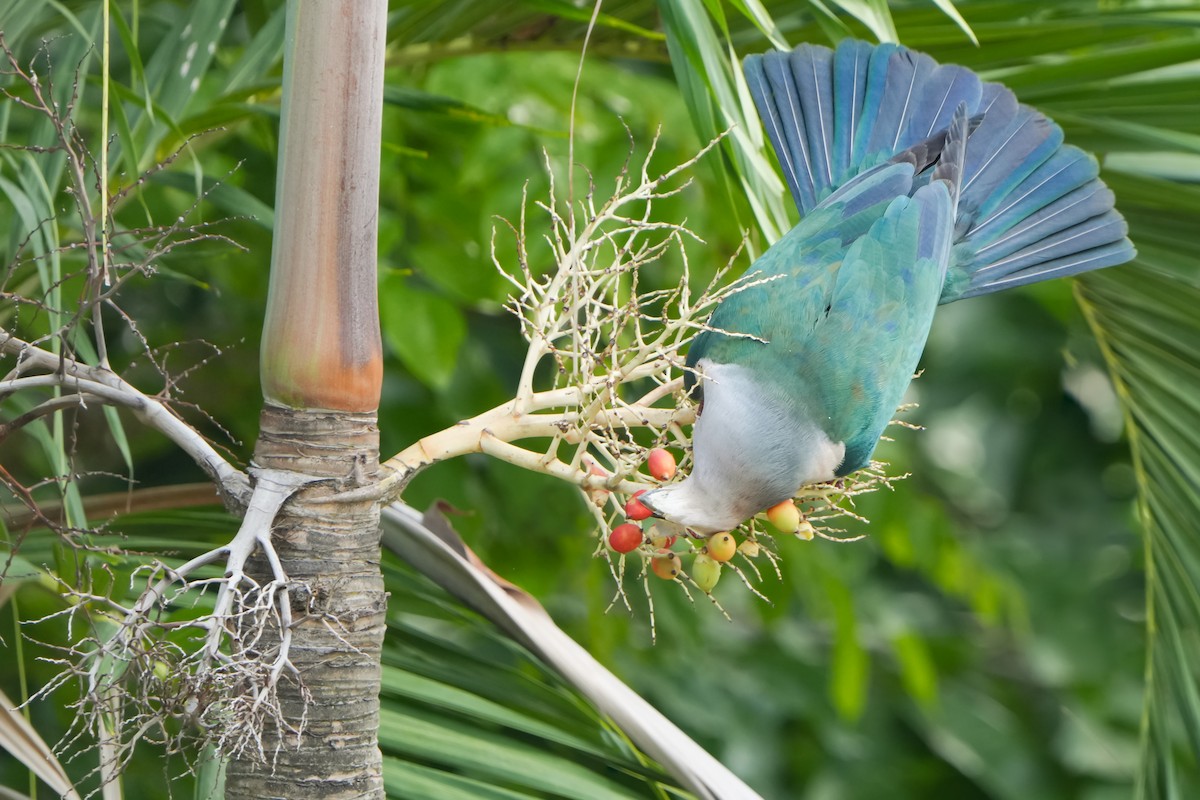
xmin=1077 ymin=172 xmax=1200 ymax=797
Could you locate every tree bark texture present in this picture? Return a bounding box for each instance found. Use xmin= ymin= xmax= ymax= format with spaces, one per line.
xmin=225 ymin=405 xmax=385 ymax=798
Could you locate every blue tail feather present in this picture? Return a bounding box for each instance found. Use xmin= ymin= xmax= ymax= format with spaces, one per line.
xmin=970 ymin=211 xmax=1129 ymax=280
xmin=864 ymin=50 xmax=938 ymax=160
xmin=972 ymin=182 xmax=1117 ymax=264
xmin=789 ymin=45 xmax=835 ymax=191
xmin=850 ymin=44 xmax=899 ymax=168
xmin=743 ymin=41 xmax=1135 ymax=302
xmin=747 ymin=53 xmax=817 ymax=210
xmin=965 ymin=148 xmax=1099 ymax=247
xmin=961 ymin=111 xmax=1062 ymax=218
xmin=902 ymin=65 xmax=981 ymax=142
xmin=957 ymin=233 xmax=1133 ymax=298
xmin=832 ymin=40 xmax=872 ymax=183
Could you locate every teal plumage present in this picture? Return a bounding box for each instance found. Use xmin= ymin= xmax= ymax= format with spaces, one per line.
xmin=688 ymin=160 xmax=953 ymax=475
xmin=640 ymin=41 xmax=1135 ymax=534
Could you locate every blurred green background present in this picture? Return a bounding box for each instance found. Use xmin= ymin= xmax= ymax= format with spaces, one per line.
xmin=2 ymin=1 xmax=1197 ymax=798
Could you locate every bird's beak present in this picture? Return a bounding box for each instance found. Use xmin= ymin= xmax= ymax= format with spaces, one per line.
xmin=638 ymin=489 xmax=667 ymax=519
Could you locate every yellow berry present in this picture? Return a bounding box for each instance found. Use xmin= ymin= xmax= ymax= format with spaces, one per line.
xmin=766 ymin=499 xmax=801 ymax=533
xmin=738 ymin=539 xmax=761 ymax=558
xmin=706 ymin=532 xmax=737 ymax=562
xmin=796 ymin=520 xmax=816 ymax=541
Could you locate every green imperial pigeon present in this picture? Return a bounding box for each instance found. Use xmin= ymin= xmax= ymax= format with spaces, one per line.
xmin=640 ymin=40 xmax=1135 ymax=534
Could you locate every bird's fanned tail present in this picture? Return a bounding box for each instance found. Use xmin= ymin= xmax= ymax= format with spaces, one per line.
xmin=743 ymin=41 xmax=1135 ymax=302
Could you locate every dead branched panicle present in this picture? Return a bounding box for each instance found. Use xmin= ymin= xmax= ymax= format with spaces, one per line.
xmin=486 ymin=130 xmax=766 ymax=518
xmin=374 ymin=129 xmax=774 ymax=503
xmin=0 ymin=34 xmax=242 ymax=386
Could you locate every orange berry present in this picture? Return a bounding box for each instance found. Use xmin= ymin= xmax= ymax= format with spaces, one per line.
xmin=608 ymin=523 xmax=643 ymax=554
xmin=766 ymin=499 xmax=801 ymax=533
xmin=646 ymin=448 xmax=677 ymax=481
xmin=651 ymin=549 xmax=681 ymax=580
xmin=706 ymin=532 xmax=737 ymax=562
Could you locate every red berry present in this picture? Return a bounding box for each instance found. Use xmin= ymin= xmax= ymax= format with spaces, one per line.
xmin=624 ymin=489 xmax=653 ymax=521
xmin=608 ymin=523 xmax=643 ymax=554
xmin=646 ymin=448 xmax=677 ymax=481
xmin=706 ymin=532 xmax=737 ymax=563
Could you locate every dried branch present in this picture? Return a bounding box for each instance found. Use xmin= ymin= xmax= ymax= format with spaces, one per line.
xmin=0 ymin=334 xmax=250 ymax=508
xmin=360 ymin=129 xmax=773 ymax=507
xmin=27 ymin=470 xmax=317 ymax=786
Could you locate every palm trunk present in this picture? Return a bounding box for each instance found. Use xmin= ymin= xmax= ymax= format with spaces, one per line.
xmin=224 ymin=0 xmax=388 ymax=796
xmin=225 ymin=408 xmax=385 ymax=797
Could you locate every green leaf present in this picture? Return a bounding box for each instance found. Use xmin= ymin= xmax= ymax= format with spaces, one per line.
xmin=379 ymin=273 xmax=467 ymax=391
xmin=928 ymin=0 xmax=977 ymax=45
xmin=379 ymin=705 xmax=649 ymax=799
xmin=150 ymin=169 xmax=274 ymax=229
xmin=1079 ymin=257 xmax=1200 ymax=797
xmin=102 ymin=405 xmax=133 ymax=477
xmin=828 ymin=580 xmax=869 ymax=721
xmin=823 ymin=0 xmax=897 ymax=43
xmin=383 ymin=85 xmax=516 ymax=128
xmin=657 ymin=0 xmax=792 ymax=247
xmin=141 ymin=0 xmax=238 ymax=121
xmin=891 ymin=631 xmax=938 ymax=710
xmin=384 ymin=758 xmax=539 ymax=800
xmin=223 ymin=1 xmax=287 ymax=93
xmin=382 ymin=667 xmax=620 ymax=761
xmin=517 ymin=0 xmax=665 ymax=41
xmin=0 ymin=551 xmax=42 ymax=583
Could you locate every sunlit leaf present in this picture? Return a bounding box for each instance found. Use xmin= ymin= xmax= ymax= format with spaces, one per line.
xmin=379 ymin=273 xmax=468 ymax=390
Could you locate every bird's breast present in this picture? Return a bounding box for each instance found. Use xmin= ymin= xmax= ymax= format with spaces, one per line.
xmin=691 ymin=359 xmax=845 ymax=515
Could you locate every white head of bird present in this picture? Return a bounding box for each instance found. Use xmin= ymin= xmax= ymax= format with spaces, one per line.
xmin=638 ymin=360 xmax=846 ymax=535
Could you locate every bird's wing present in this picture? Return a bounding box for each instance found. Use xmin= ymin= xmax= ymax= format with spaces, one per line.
xmin=687 ymin=168 xmax=955 ymax=475
xmin=809 ymin=180 xmax=954 ymax=472
xmin=687 ymin=161 xmax=918 ymax=383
